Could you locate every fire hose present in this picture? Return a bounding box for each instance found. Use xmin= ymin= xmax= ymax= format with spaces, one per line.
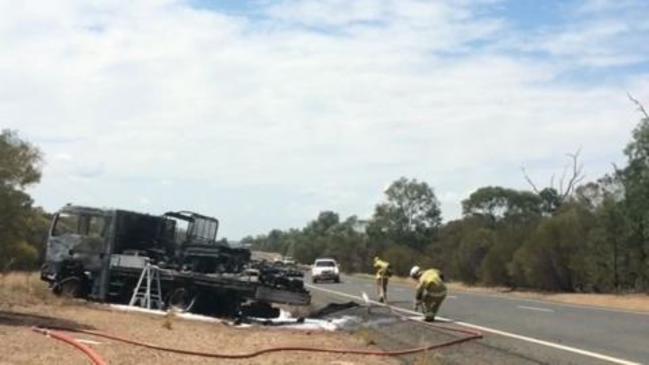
xmin=31 ymin=292 xmax=482 ymax=362
xmin=31 ymin=327 xmax=107 ymax=365
xmin=32 ymin=317 xmax=481 ymax=362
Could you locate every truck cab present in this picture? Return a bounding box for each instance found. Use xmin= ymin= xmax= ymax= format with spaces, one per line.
xmin=41 ymin=205 xmax=174 ymax=300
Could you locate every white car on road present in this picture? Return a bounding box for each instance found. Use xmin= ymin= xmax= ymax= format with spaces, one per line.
xmin=311 ymin=258 xmax=340 ymax=283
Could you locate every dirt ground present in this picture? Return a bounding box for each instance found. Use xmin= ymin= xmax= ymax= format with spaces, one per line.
xmin=354 ymin=273 xmax=649 ymax=313
xmin=0 ymin=273 xmax=399 ymax=365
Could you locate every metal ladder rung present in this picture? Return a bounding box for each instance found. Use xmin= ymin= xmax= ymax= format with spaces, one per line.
xmin=129 ymin=263 xmax=164 ymax=310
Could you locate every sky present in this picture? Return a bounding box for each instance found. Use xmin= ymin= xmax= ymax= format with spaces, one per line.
xmin=2 ymin=0 xmax=649 ymax=239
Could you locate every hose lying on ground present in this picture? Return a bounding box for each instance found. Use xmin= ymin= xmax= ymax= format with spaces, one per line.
xmin=31 ymin=327 xmax=107 ymax=365
xmin=32 ymin=320 xmax=481 ymax=360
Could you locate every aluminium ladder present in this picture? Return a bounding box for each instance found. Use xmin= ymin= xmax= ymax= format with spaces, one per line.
xmin=129 ymin=263 xmax=164 ymax=310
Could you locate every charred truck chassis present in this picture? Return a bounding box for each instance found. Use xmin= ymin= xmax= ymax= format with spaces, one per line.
xmin=41 ymin=205 xmax=309 ymax=317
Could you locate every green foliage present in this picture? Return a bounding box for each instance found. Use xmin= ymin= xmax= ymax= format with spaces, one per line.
xmin=453 ymin=227 xmax=495 ymax=284
xmin=382 ymin=244 xmax=425 ymax=276
xmin=3 ymin=241 xmax=38 ymax=269
xmin=248 ymin=212 xmax=374 ymax=273
xmin=462 ymin=186 xmax=542 ymax=224
xmin=0 ymin=129 xmax=47 ymax=270
xmin=510 ymin=205 xmax=592 ymax=291
xmin=0 ymin=129 xmax=42 ymax=189
xmin=619 ymin=111 xmax=649 ymax=290
xmin=368 ymin=177 xmax=441 ymax=250
xmin=538 ymin=187 xmax=562 ymax=214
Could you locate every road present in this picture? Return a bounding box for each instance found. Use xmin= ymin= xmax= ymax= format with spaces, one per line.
xmin=306 ymin=273 xmax=649 ymax=365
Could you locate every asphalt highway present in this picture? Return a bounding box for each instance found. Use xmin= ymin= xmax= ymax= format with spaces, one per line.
xmin=306 ymin=273 xmax=649 ymax=365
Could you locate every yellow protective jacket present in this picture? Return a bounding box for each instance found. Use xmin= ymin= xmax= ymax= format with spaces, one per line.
xmin=416 ymin=269 xmax=447 ymax=298
xmin=374 ymin=258 xmax=391 ymax=279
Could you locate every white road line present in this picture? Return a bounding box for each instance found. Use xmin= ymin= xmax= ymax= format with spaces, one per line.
xmin=517 ymin=305 xmax=555 ymax=313
xmin=447 ymin=295 xmax=458 ymax=299
xmin=306 ymin=283 xmax=641 ymax=365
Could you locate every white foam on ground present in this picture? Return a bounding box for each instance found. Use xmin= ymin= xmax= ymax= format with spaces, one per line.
xmin=108 ymin=305 xmax=354 ymax=331
xmin=249 ymin=309 xmax=361 ymax=331
xmin=175 ymin=312 xmax=224 ymax=323
xmin=109 ymin=304 xmax=166 ymax=316
xmin=109 ymin=304 xmax=223 ymax=324
xmin=273 ymin=315 xmax=361 ymax=331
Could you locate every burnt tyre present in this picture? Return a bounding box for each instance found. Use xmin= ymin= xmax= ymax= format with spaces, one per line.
xmin=54 ymin=277 xmax=83 ymax=298
xmin=167 ymin=287 xmax=197 ymax=312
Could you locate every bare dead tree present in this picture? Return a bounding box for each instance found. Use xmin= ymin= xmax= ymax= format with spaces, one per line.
xmin=560 ymin=148 xmax=585 ymax=201
xmin=521 ymin=148 xmax=585 ymax=202
xmin=627 ymin=92 xmax=649 ymax=120
xmin=549 ymin=173 xmax=556 ymax=191
xmin=521 ymin=166 xmax=541 ymax=194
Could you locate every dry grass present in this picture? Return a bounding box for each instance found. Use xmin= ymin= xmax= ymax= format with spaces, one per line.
xmin=354 ymin=328 xmax=376 ymax=346
xmin=512 ymin=291 xmax=649 ymax=312
xmin=162 ymin=310 xmax=175 ymax=330
xmin=443 ymin=282 xmax=649 ymax=313
xmin=0 ymin=271 xmax=398 ymax=365
xmin=0 ymin=272 xmax=63 ymax=308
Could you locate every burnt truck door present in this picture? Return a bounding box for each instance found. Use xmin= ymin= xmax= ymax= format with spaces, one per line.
xmin=43 ymin=206 xmax=113 ymax=298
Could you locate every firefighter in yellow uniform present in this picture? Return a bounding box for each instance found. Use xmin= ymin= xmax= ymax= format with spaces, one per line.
xmin=409 ymin=265 xmax=446 ymax=321
xmin=373 ymin=257 xmax=391 ymax=303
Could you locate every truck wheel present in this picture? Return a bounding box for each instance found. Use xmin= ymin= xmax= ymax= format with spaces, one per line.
xmin=312 ymin=277 xmax=318 ymax=284
xmin=167 ymin=288 xmax=197 ymax=312
xmin=54 ymin=277 xmax=82 ymax=298
xmin=334 ymin=277 xmax=340 ymax=283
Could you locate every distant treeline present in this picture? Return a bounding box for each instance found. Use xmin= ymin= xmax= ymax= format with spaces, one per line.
xmin=245 ymin=105 xmax=649 ymax=293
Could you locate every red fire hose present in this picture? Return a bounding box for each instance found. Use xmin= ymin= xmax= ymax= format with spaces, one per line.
xmin=32 ymin=319 xmax=481 ymax=362
xmin=31 ymin=327 xmax=107 ymax=365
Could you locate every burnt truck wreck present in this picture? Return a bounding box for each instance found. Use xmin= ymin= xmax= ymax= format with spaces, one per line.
xmin=40 ymin=205 xmax=309 ymax=317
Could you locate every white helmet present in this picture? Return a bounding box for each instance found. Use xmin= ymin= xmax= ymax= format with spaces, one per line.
xmin=409 ymin=265 xmax=421 ymax=278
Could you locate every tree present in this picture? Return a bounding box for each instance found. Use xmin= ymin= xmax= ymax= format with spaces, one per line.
xmin=573 ymin=177 xmax=630 ymax=291
xmin=510 ymin=204 xmax=595 ymax=291
xmin=427 ymin=218 xmax=474 ymax=280
xmin=453 ymin=227 xmax=495 ymax=284
xmin=368 ymin=177 xmax=441 ymax=249
xmin=521 ymin=149 xmax=585 ymax=213
xmin=618 ymin=95 xmax=649 ymax=290
xmin=462 ymin=186 xmax=542 ymax=225
xmin=382 ymin=244 xmax=425 ymax=276
xmin=0 ymin=130 xmax=42 ymax=189
xmin=0 ymin=130 xmax=44 ymax=270
xmin=303 ymin=211 xmax=339 ymax=236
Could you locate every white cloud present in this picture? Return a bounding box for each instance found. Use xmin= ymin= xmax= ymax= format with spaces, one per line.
xmin=3 ymin=0 xmax=649 ymax=238
xmin=499 ymin=0 xmax=649 ymax=67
